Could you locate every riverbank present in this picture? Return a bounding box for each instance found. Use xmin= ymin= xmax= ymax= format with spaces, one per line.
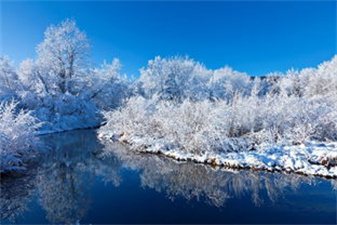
xmin=2 ymin=129 xmax=336 ymax=224
xmin=99 ymin=133 xmax=337 ymax=179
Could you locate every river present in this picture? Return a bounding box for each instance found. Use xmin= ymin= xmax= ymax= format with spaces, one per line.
xmin=1 ymin=130 xmax=336 ymax=224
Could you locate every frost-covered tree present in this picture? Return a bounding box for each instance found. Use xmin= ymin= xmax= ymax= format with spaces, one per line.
xmin=138 ymin=56 xmax=211 ymax=102
xmin=0 ymin=56 xmax=18 ymax=90
xmin=36 ymin=19 xmax=90 ymax=94
xmin=18 ymin=59 xmax=49 ymax=95
xmin=0 ymin=101 xmax=40 ymax=173
xmin=86 ymin=59 xmax=131 ymax=109
xmin=137 ymin=56 xmax=256 ymax=103
xmin=16 ymin=56 xmax=99 ymax=132
xmin=2 ymin=19 xmax=134 ymax=133
xmin=208 ymin=66 xmax=251 ymax=100
xmin=0 ymin=56 xmax=20 ymax=101
xmin=13 ymin=19 xmax=133 ymax=132
xmin=304 ymin=56 xmax=337 ymax=98
xmin=100 ymin=55 xmax=337 ymax=174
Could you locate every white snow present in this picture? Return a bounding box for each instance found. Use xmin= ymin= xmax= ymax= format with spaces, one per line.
xmin=100 ymin=132 xmax=337 ymax=178
xmin=99 ymin=55 xmax=337 ymax=178
xmin=1 ymin=18 xmax=337 ymax=177
xmin=0 ymin=101 xmax=41 ymax=172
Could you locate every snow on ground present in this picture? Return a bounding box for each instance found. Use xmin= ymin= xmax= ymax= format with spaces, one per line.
xmin=99 ymin=132 xmax=337 ymax=178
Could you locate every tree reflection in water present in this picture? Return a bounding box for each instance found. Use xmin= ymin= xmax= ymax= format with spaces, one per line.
xmin=1 ymin=130 xmax=335 ymax=224
xmin=0 ymin=164 xmax=39 ymax=223
xmin=102 ymin=142 xmax=316 ymax=207
xmin=1 ymin=130 xmax=121 ymax=224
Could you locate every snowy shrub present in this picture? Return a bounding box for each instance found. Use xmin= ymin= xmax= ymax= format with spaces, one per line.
xmin=0 ymin=101 xmax=41 ymax=173
xmin=153 ymin=100 xmax=229 ymax=154
xmin=137 ymin=56 xmax=212 ymax=102
xmin=100 ymin=96 xmax=252 ymax=155
xmin=100 ymin=56 xmax=337 ymax=159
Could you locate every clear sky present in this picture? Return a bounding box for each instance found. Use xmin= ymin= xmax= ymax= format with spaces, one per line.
xmin=0 ymin=0 xmax=336 ymax=76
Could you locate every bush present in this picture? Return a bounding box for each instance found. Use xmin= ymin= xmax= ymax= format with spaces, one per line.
xmin=0 ymin=101 xmax=41 ymax=172
xmin=100 ymin=75 xmax=337 ymax=155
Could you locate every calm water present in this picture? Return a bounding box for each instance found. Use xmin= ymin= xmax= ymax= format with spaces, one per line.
xmin=1 ymin=130 xmax=336 ymax=224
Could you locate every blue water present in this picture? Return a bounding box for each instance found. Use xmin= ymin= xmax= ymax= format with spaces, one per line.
xmin=1 ymin=130 xmax=336 ymax=224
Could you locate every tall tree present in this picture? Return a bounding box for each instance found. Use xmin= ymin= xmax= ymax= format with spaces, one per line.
xmin=36 ymin=19 xmax=90 ymax=94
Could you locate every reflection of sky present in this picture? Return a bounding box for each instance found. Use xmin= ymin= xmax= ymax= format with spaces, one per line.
xmin=1 ymin=1 xmax=336 ymax=77
xmin=1 ymin=130 xmax=336 ymax=224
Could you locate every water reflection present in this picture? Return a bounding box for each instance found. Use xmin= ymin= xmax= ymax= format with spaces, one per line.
xmin=0 ymin=164 xmax=39 ymax=222
xmin=1 ymin=130 xmax=335 ymax=224
xmin=1 ymin=131 xmax=121 ymax=224
xmin=101 ymin=142 xmax=316 ymax=207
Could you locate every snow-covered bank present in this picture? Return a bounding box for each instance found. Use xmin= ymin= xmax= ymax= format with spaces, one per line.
xmin=99 ymin=56 xmax=337 ymax=179
xmin=100 ymin=141 xmax=321 ymax=207
xmin=99 ymin=133 xmax=337 ymax=178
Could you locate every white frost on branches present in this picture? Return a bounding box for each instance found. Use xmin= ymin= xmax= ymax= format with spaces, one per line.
xmin=100 ymin=56 xmax=337 ymax=178
xmin=1 ymin=18 xmax=337 ymax=177
xmin=0 ymin=101 xmax=41 ymax=172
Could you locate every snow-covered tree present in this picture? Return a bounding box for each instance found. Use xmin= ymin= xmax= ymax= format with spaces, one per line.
xmin=36 ymin=19 xmax=90 ymax=94
xmin=0 ymin=101 xmax=40 ymax=173
xmin=208 ymin=66 xmax=251 ymax=100
xmin=100 ymin=56 xmax=337 ymax=166
xmin=304 ymin=56 xmax=337 ymax=98
xmin=86 ymin=59 xmax=131 ymax=109
xmin=1 ymin=17 xmax=336 ymax=177
xmin=0 ymin=56 xmax=20 ymax=101
xmin=14 ymin=19 xmax=131 ymax=132
xmin=18 ymin=59 xmax=50 ymax=95
xmin=138 ymin=56 xmax=211 ymax=102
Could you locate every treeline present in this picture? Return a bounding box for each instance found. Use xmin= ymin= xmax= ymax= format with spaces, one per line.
xmin=100 ymin=56 xmax=337 ymax=156
xmin=1 ymin=18 xmax=337 ymax=172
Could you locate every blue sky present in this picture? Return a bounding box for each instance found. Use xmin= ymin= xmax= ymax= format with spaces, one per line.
xmin=0 ymin=1 xmax=336 ymax=76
